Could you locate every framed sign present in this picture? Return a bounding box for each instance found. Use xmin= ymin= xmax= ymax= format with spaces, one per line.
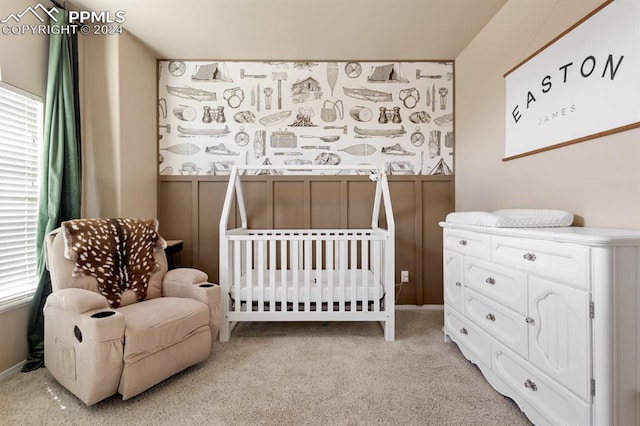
xmin=503 ymin=0 xmax=640 ymax=160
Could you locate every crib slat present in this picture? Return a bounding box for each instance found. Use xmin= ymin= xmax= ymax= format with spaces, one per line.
xmin=350 ymin=238 xmax=357 ymax=311
xmin=246 ymin=240 xmax=253 ymax=312
xmin=257 ymin=240 xmax=265 ymax=312
xmin=233 ymin=241 xmax=241 ymax=312
xmin=298 ymin=239 xmax=304 ymax=274
xmin=281 ymin=240 xmax=288 ymax=312
xmin=334 ymin=236 xmax=340 ymax=272
xmin=315 ymin=239 xmax=322 ymax=310
xmin=269 ymin=239 xmax=276 ymax=312
xmin=373 ymin=240 xmax=380 ymax=312
xmin=362 ymin=238 xmax=369 ymax=312
xmin=304 ymin=239 xmax=312 ymax=312
xmin=292 ymin=240 xmax=299 ymax=312
xmin=339 ymin=240 xmax=346 ymax=312
xmin=326 ymin=239 xmax=334 ymax=312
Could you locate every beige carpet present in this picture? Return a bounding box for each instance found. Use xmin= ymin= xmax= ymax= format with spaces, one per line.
xmin=0 ymin=309 xmax=531 ymax=425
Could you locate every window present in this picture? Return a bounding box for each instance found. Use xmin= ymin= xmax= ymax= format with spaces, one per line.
xmin=0 ymin=82 xmax=43 ymax=308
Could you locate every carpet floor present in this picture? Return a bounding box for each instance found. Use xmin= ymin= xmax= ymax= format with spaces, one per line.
xmin=0 ymin=309 xmax=531 ymax=425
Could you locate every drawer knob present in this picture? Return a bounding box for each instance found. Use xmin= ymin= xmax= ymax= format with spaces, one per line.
xmin=524 ymin=379 xmax=538 ymax=392
xmin=455 ymin=281 xmax=462 ymax=287
xmin=485 ymin=277 xmax=496 ymax=285
xmin=523 ymin=252 xmax=537 ymax=262
xmin=460 ymin=327 xmax=468 ymax=335
xmin=459 ymin=240 xmax=468 ymax=246
xmin=525 ymin=317 xmax=535 ymax=325
xmin=485 ymin=313 xmax=496 ymax=321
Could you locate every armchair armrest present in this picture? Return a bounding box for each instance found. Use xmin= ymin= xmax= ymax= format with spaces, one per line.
xmin=162 ymin=268 xmax=221 ymax=344
xmin=162 ymin=268 xmax=214 ymax=304
xmin=45 ymin=287 xmax=109 ymax=313
xmin=44 ymin=288 xmax=125 ymax=342
xmin=163 ymin=268 xmax=209 ymax=286
xmin=44 ymin=288 xmax=125 ymax=406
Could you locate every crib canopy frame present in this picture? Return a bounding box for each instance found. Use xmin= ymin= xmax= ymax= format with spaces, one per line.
xmin=219 ymin=165 xmax=396 ymax=341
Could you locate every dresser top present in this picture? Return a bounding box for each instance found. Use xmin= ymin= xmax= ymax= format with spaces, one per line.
xmin=440 ymin=222 xmax=640 ymax=246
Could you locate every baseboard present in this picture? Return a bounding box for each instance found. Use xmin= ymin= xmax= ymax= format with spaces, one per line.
xmin=396 ymin=304 xmax=444 ymax=311
xmin=0 ymin=360 xmax=26 ymax=382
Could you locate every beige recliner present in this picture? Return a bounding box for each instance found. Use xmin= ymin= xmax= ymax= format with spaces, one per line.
xmin=43 ymin=219 xmax=221 ymax=405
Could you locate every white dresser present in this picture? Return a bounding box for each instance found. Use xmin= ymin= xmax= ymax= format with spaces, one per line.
xmin=440 ymin=223 xmax=640 ymax=425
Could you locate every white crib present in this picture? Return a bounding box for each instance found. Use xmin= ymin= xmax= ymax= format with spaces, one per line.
xmin=219 ymin=165 xmax=395 ymax=341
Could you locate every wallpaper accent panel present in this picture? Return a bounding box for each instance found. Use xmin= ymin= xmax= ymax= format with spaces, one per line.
xmin=158 ymin=61 xmax=454 ymax=175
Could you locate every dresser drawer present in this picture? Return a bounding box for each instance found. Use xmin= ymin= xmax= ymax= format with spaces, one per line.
xmin=444 ymin=229 xmax=490 ymax=259
xmin=464 ymin=257 xmax=528 ymax=316
xmin=491 ymin=236 xmax=589 ymax=289
xmin=464 ymin=288 xmax=528 ymax=358
xmin=444 ymin=306 xmax=491 ymax=368
xmin=492 ymin=341 xmax=590 ymax=426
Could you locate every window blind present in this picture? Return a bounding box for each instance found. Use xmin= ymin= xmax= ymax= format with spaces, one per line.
xmin=0 ymin=82 xmax=42 ymax=307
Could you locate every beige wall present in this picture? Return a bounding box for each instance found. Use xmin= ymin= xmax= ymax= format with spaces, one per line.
xmin=0 ymin=0 xmax=48 ymax=375
xmin=81 ymin=33 xmax=121 ymax=217
xmin=117 ymin=32 xmax=157 ymax=217
xmin=455 ymin=0 xmax=640 ymax=229
xmin=0 ymin=0 xmax=48 ymax=96
xmin=0 ymin=306 xmax=31 ymax=375
xmin=81 ymin=30 xmax=156 ymax=218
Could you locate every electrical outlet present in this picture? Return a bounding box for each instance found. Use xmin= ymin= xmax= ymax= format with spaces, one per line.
xmin=401 ymin=270 xmax=409 ymax=283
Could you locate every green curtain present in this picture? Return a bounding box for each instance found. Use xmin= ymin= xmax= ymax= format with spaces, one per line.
xmin=23 ymin=10 xmax=82 ymax=372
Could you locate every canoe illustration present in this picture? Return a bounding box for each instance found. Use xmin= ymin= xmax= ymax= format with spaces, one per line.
xmin=354 ymin=125 xmax=406 ymax=138
xmin=166 ymin=85 xmax=217 ymax=102
xmin=160 ymin=143 xmax=200 ymax=155
xmin=343 ymin=87 xmax=392 ymax=103
xmin=258 ymin=110 xmax=292 ymax=126
xmin=177 ymin=125 xmax=230 ymax=137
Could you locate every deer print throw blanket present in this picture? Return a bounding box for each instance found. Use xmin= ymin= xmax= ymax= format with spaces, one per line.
xmin=61 ymin=218 xmax=167 ymax=308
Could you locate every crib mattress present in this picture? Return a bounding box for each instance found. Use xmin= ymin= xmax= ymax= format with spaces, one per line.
xmin=445 ymin=209 xmax=574 ymax=228
xmin=229 ymin=269 xmax=385 ymax=303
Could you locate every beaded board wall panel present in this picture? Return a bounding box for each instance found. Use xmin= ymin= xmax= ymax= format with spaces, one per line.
xmin=157 ymin=61 xmax=454 ymax=176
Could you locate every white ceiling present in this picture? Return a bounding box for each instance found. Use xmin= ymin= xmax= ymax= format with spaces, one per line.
xmin=67 ymin=0 xmax=508 ymax=60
